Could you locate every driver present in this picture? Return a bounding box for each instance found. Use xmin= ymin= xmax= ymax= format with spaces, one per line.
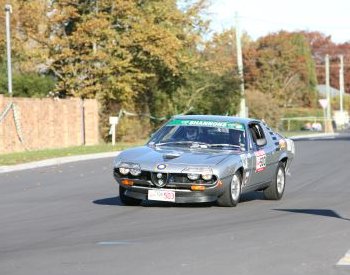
xmin=185 ymin=127 xmax=199 ymax=141
xmin=230 ymin=129 xmax=242 ymax=145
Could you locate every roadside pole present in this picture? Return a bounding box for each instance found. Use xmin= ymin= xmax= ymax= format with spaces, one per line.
xmin=339 ymin=55 xmax=344 ymax=113
xmin=5 ymin=4 xmax=13 ymax=96
xmin=334 ymin=55 xmax=348 ymax=129
xmin=324 ymin=55 xmax=333 ymax=133
xmin=319 ymin=99 xmax=328 ymax=133
xmin=235 ymin=12 xmax=247 ymax=118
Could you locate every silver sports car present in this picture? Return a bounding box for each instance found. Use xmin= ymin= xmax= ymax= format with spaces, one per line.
xmin=113 ymin=115 xmax=295 ymax=207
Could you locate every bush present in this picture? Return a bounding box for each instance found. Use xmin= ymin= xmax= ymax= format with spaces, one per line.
xmin=246 ymin=89 xmax=284 ymax=128
xmin=331 ymin=95 xmax=350 ymax=111
xmin=0 ymin=71 xmax=55 ymax=98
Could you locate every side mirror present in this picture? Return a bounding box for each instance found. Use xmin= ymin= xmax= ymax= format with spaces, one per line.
xmin=256 ymin=138 xmax=267 ymax=147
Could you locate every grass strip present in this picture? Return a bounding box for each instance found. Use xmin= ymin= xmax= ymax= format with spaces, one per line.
xmin=0 ymin=141 xmax=145 ymax=166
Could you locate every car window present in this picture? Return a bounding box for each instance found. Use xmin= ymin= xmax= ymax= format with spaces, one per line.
xmin=249 ymin=123 xmax=266 ymax=147
xmin=148 ymin=120 xmax=247 ymax=151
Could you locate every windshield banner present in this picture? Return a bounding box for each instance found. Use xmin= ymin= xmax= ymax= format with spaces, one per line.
xmin=167 ymin=119 xmax=244 ymax=130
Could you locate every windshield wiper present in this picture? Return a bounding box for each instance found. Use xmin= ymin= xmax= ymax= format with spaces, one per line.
xmin=207 ymin=144 xmax=242 ymax=150
xmin=155 ymin=141 xmax=243 ymax=150
xmin=155 ymin=141 xmax=196 ymax=146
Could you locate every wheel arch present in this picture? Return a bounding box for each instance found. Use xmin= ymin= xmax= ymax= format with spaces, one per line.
xmin=280 ymin=156 xmax=288 ymax=167
xmin=235 ymin=166 xmax=244 ymax=179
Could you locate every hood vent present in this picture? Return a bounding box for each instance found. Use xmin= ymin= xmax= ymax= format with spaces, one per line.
xmin=163 ymin=152 xmax=182 ymax=160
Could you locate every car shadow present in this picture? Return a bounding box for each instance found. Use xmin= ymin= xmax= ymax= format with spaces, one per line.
xmin=93 ymin=197 xmax=123 ymax=206
xmin=240 ymin=191 xmax=266 ymax=203
xmin=274 ymin=208 xmax=350 ymax=221
xmin=92 ymin=196 xmax=215 ymax=207
xmin=93 ymin=192 xmax=265 ymax=208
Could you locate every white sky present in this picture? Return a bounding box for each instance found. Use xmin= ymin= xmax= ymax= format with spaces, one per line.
xmin=207 ymin=0 xmax=350 ymax=43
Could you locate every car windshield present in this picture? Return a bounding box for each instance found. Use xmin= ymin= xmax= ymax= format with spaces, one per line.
xmin=148 ymin=119 xmax=247 ymax=151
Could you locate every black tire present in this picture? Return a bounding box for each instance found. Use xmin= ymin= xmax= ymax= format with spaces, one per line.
xmin=217 ymin=172 xmax=242 ymax=207
xmin=263 ymin=162 xmax=286 ymax=200
xmin=119 ymin=186 xmax=142 ymax=206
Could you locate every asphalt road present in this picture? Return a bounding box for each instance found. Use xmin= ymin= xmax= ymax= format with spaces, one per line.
xmin=1 ymin=133 xmax=350 ymax=275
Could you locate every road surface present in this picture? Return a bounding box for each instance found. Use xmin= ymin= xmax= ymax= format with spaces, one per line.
xmin=1 ymin=133 xmax=349 ymax=275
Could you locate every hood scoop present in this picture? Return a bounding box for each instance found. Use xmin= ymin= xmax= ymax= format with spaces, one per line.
xmin=163 ymin=151 xmax=182 ymax=160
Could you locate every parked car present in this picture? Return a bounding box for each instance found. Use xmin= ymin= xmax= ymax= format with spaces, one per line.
xmin=113 ymin=115 xmax=295 ymax=207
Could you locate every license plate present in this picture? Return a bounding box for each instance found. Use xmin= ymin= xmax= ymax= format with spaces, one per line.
xmin=148 ymin=189 xmax=175 ymax=202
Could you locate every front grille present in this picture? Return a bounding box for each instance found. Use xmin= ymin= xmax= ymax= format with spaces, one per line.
xmin=150 ymin=172 xmax=168 ymax=187
xmin=114 ymin=168 xmax=217 ymax=189
xmin=168 ymin=173 xmax=216 ymax=185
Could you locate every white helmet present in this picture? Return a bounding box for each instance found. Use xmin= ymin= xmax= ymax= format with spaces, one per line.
xmin=186 ymin=127 xmax=198 ymax=140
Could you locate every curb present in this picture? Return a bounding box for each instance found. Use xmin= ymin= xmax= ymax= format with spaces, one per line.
xmin=289 ymin=133 xmax=339 ymax=140
xmin=0 ymin=151 xmax=120 ymax=174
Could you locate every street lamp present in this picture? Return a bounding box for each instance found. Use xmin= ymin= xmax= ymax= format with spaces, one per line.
xmin=5 ymin=4 xmax=13 ymax=96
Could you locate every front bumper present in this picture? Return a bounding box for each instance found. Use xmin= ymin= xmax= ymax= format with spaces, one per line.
xmin=114 ymin=169 xmax=226 ymax=203
xmin=121 ymin=184 xmax=223 ymax=203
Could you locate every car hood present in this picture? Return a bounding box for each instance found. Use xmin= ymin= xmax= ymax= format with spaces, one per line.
xmin=115 ymin=145 xmax=241 ymax=173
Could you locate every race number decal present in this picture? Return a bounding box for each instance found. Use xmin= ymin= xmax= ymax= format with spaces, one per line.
xmin=255 ymin=150 xmax=266 ymax=172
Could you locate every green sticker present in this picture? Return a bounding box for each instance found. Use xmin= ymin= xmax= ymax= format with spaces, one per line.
xmin=167 ymin=119 xmax=244 ymax=130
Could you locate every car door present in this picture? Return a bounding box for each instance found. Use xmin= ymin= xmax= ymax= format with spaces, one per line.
xmin=259 ymin=123 xmax=280 ymax=180
xmin=246 ymin=122 xmax=275 ymax=185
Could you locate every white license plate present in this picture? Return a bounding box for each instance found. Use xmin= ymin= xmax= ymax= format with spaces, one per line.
xmin=148 ymin=189 xmax=175 ymax=202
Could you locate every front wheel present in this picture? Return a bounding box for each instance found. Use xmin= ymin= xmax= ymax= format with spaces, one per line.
xmin=119 ymin=186 xmax=142 ymax=206
xmin=263 ymin=162 xmax=286 ymax=200
xmin=217 ymin=172 xmax=242 ymax=207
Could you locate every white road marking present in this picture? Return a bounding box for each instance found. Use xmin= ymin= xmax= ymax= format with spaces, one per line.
xmin=337 ymin=250 xmax=350 ymax=266
xmin=97 ymin=241 xmax=132 ymax=246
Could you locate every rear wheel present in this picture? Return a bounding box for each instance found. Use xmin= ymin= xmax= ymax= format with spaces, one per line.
xmin=263 ymin=162 xmax=286 ymax=200
xmin=217 ymin=172 xmax=242 ymax=207
xmin=119 ymin=186 xmax=142 ymax=206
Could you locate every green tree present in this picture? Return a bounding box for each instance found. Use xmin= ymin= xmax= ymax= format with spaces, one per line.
xmin=0 ymin=0 xmax=55 ymax=96
xmin=0 ymin=63 xmax=55 ymax=97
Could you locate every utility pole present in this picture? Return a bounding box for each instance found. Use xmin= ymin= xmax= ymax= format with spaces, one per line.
xmin=325 ymin=54 xmax=333 ymax=133
xmin=5 ymin=4 xmax=13 ymax=96
xmin=339 ymin=55 xmax=344 ymax=113
xmin=235 ymin=12 xmax=247 ymax=118
xmin=325 ymin=54 xmax=331 ymax=119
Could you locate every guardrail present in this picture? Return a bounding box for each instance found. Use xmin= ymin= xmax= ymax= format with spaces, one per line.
xmin=280 ymin=117 xmax=325 ymax=131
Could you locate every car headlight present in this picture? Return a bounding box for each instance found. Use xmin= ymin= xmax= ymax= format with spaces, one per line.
xmin=201 ymin=174 xmax=213 ymax=181
xmin=130 ymin=164 xmax=142 ymax=176
xmin=187 ymin=173 xmax=200 ymax=180
xmin=182 ymin=167 xmax=213 ymax=181
xmin=118 ymin=163 xmax=141 ymax=176
xmin=119 ymin=167 xmax=130 ymax=175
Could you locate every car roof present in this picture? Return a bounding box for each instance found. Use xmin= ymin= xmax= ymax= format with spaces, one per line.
xmin=172 ymin=115 xmax=260 ymax=125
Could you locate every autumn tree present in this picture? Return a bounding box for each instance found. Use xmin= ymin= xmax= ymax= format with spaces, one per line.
xmin=302 ymin=31 xmax=350 ymax=94
xmin=41 ymin=0 xmax=210 ymax=139
xmin=244 ymin=31 xmax=317 ymax=108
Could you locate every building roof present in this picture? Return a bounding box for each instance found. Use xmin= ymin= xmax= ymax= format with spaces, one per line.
xmin=317 ymin=85 xmax=349 ymax=98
